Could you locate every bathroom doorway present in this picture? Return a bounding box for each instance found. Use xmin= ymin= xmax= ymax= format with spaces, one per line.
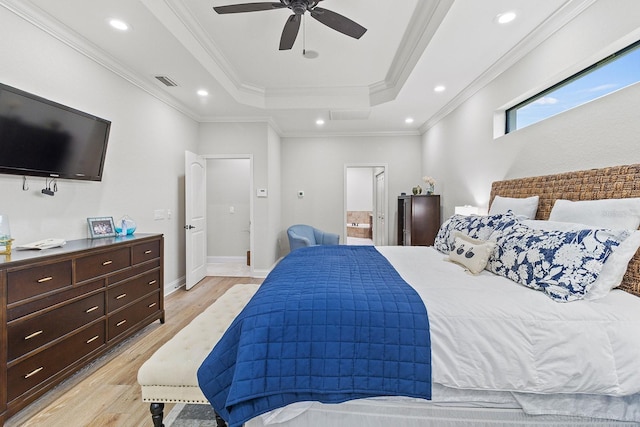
xmin=344 ymin=164 xmax=387 ymax=246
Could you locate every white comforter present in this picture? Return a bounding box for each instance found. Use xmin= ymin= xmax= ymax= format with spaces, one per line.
xmin=377 ymin=246 xmax=640 ymax=397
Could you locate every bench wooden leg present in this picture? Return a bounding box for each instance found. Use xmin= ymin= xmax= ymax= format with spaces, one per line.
xmin=150 ymin=402 xmax=164 ymax=427
xmin=215 ymin=410 xmax=227 ymax=427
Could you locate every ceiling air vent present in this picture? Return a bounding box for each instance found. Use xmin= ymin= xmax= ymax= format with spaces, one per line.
xmin=155 ymin=75 xmax=178 ymax=87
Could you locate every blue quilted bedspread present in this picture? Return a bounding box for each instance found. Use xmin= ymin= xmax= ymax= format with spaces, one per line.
xmin=197 ymin=245 xmax=431 ymax=427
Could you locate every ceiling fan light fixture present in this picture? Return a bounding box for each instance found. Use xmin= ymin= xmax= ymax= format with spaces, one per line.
xmin=303 ymin=49 xmax=319 ymax=59
xmin=213 ymin=0 xmax=367 ymax=50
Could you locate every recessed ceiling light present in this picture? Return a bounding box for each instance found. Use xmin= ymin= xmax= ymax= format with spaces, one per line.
xmin=405 ymin=117 xmax=414 ymax=124
xmin=495 ymin=11 xmax=517 ymax=24
xmin=434 ymin=85 xmax=446 ymax=93
xmin=197 ymin=89 xmax=209 ymax=97
xmin=108 ymin=18 xmax=130 ymax=31
xmin=316 ymin=119 xmax=325 ymax=125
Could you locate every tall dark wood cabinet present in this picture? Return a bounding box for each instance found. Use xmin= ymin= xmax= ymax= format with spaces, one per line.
xmin=0 ymin=234 xmax=164 ymax=426
xmin=398 ymin=195 xmax=441 ymax=246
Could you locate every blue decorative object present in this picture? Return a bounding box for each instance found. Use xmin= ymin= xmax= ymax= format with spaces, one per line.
xmin=287 ymin=224 xmax=339 ymax=251
xmin=115 ymin=215 xmax=137 ymax=236
xmin=487 ymin=223 xmax=628 ymax=302
xmin=434 ymin=211 xmax=518 ymax=253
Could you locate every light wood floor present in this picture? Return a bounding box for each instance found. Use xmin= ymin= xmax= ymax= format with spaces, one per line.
xmin=6 ymin=276 xmax=262 ymax=427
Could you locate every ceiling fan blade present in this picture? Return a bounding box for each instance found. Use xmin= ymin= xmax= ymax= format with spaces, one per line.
xmin=310 ymin=7 xmax=367 ymax=39
xmin=213 ymin=2 xmax=285 ymax=14
xmin=279 ymin=14 xmax=301 ymax=50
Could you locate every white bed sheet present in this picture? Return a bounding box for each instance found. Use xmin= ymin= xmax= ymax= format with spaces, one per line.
xmin=252 ymin=246 xmax=640 ymax=424
xmin=378 ymin=245 xmax=640 ymax=422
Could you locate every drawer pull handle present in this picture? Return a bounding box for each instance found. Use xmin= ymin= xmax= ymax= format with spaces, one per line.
xmin=116 ymin=293 xmax=127 ymax=300
xmin=37 ymin=276 xmax=53 ymax=283
xmin=148 ymin=303 xmax=157 ymax=308
xmin=25 ymin=367 xmax=44 ymax=379
xmin=86 ymin=306 xmax=99 ymax=313
xmin=116 ymin=320 xmax=127 ymax=327
xmin=102 ymin=260 xmax=113 ymax=266
xmin=25 ymin=330 xmax=44 ymax=340
xmin=86 ymin=335 xmax=100 ymax=344
xmin=148 ymin=280 xmax=157 ymax=285
xmin=144 ymin=250 xmax=152 ymax=254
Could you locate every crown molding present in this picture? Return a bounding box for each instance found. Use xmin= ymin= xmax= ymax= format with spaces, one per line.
xmin=419 ymin=0 xmax=597 ymax=134
xmin=0 ymin=0 xmax=204 ymax=121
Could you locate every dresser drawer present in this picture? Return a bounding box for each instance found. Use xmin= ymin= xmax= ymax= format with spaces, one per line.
xmin=8 ymin=280 xmax=103 ymax=322
xmin=76 ymin=247 xmax=131 ymax=282
xmin=108 ymin=292 xmax=161 ymax=341
xmin=7 ymin=321 xmax=105 ymax=402
xmin=7 ymin=261 xmax=73 ymax=304
xmin=132 ymin=240 xmax=161 ymax=265
xmin=8 ymin=292 xmax=105 ymax=361
xmin=106 ymin=270 xmax=160 ymax=313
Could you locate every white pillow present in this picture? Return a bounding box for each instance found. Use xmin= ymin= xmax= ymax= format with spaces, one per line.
xmin=448 ymin=232 xmax=496 ymax=274
xmin=521 ymin=219 xmax=640 ymax=300
xmin=489 ymin=195 xmax=539 ymax=219
xmin=549 ymin=198 xmax=640 ymax=231
xmin=586 ymin=230 xmax=640 ymax=300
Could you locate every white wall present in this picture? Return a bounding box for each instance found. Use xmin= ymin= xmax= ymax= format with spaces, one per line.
xmin=0 ymin=7 xmax=198 ymax=293
xmin=206 ymin=158 xmax=250 ymax=257
xmin=267 ymin=126 xmax=283 ymax=261
xmin=347 ymin=168 xmax=374 ymax=212
xmin=197 ymin=122 xmax=281 ymax=273
xmin=282 ymin=135 xmax=422 ymax=247
xmin=422 ymin=0 xmax=640 ymax=220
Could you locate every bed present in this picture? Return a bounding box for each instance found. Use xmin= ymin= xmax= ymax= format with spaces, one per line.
xmin=198 ymin=163 xmax=640 ymax=427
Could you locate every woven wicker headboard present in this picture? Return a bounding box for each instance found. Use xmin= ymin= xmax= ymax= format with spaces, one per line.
xmin=489 ymin=163 xmax=640 ymax=298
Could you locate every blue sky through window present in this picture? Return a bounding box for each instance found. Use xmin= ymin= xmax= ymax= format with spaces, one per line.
xmin=510 ymin=43 xmax=640 ymax=131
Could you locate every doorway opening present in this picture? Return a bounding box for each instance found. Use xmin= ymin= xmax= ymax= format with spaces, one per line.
xmin=344 ymin=164 xmax=387 ymax=246
xmin=205 ymin=156 xmax=253 ymax=277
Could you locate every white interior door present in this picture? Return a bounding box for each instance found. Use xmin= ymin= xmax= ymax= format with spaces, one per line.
xmin=185 ymin=151 xmax=207 ymax=290
xmin=375 ymin=170 xmax=386 ymax=245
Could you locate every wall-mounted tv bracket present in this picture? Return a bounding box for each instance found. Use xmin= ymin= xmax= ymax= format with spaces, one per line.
xmin=41 ymin=177 xmax=57 ymax=196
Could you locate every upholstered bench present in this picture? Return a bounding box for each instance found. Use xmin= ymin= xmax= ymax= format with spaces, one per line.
xmin=137 ymin=284 xmax=260 ymax=427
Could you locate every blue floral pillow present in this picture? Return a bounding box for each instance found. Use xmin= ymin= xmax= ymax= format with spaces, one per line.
xmin=487 ymin=223 xmax=629 ymax=302
xmin=434 ymin=212 xmax=519 ymax=254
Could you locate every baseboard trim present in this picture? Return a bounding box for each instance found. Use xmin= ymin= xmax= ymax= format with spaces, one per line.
xmin=207 ymin=256 xmax=246 ymax=264
xmin=164 ymin=276 xmax=185 ymax=296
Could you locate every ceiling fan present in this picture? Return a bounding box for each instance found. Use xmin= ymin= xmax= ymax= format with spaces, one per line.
xmin=213 ymin=0 xmax=367 ymax=50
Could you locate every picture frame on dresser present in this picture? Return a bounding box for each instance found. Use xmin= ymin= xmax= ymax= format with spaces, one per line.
xmin=87 ymin=216 xmax=116 ymax=238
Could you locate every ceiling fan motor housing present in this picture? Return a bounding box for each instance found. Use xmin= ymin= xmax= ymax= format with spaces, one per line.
xmin=282 ymin=0 xmax=319 ymax=15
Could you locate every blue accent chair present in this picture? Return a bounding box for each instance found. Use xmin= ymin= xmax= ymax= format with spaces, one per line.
xmin=287 ymin=224 xmax=340 ymax=251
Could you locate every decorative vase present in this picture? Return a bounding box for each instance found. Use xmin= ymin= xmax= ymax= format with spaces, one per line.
xmin=0 ymin=214 xmax=13 ymax=255
xmin=115 ymin=215 xmax=137 ymax=236
xmin=426 ymin=183 xmax=435 ymax=195
xmin=412 ymin=185 xmax=422 ymax=195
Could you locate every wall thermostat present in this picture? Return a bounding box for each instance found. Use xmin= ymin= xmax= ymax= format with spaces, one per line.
xmin=257 ymin=188 xmax=268 ymax=198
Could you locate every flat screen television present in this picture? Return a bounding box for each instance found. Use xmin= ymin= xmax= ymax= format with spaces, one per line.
xmin=0 ymin=82 xmax=111 ymax=181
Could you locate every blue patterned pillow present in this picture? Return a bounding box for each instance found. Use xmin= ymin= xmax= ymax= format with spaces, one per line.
xmin=487 ymin=223 xmax=629 ymax=302
xmin=434 ymin=212 xmax=519 ymax=254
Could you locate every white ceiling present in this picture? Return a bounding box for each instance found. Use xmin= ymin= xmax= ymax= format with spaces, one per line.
xmin=2 ymin=0 xmax=592 ymax=136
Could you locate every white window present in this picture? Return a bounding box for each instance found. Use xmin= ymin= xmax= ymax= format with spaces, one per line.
xmin=506 ymin=40 xmax=640 ymax=133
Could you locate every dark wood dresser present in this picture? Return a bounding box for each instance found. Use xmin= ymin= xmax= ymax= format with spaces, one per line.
xmin=0 ymin=233 xmax=164 ymax=425
xmin=397 ymin=195 xmax=441 ymax=246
